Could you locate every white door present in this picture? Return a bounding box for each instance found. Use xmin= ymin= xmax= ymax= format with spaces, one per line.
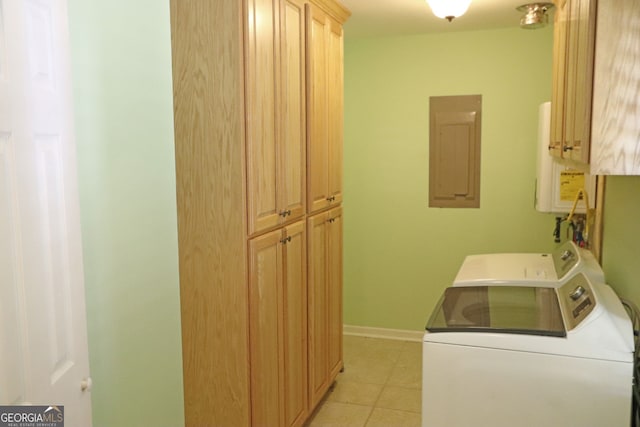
xmin=0 ymin=0 xmax=92 ymax=425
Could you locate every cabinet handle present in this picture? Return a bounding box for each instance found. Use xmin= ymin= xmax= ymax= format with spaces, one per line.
xmin=563 ymin=145 xmax=573 ymax=152
xmin=328 ymin=218 xmax=335 ymax=223
xmin=279 ymin=209 xmax=291 ymax=217
xmin=280 ymin=236 xmax=292 ymax=244
xmin=326 ymin=196 xmax=336 ymax=202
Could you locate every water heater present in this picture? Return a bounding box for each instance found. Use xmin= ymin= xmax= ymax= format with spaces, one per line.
xmin=535 ymin=102 xmax=595 ymax=214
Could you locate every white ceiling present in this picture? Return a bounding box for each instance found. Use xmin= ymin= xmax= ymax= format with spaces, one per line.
xmin=341 ymin=0 xmax=549 ymax=38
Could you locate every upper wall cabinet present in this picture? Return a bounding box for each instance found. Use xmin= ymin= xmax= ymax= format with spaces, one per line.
xmin=590 ymin=0 xmax=640 ymax=175
xmin=549 ymin=0 xmax=596 ymax=163
xmin=307 ymin=3 xmax=344 ymax=214
xmin=246 ymin=0 xmax=307 ymax=235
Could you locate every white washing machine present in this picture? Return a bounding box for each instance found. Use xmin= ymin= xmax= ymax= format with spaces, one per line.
xmin=453 ymin=240 xmax=604 ymax=287
xmin=422 ymin=273 xmax=634 ymax=427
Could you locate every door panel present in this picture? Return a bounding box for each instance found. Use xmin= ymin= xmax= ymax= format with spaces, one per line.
xmin=0 ymin=136 xmax=27 ymax=405
xmin=280 ymin=0 xmax=306 ymax=223
xmin=306 ymin=5 xmax=329 ymax=213
xmin=327 ymin=20 xmax=343 ymax=205
xmin=549 ymin=0 xmax=567 ymax=157
xmin=246 ymin=0 xmax=280 ymax=234
xmin=249 ymin=229 xmax=283 ymax=427
xmin=33 ymin=136 xmax=75 ymax=385
xmin=568 ymin=0 xmax=595 ymax=163
xmin=327 ymin=207 xmax=343 ymax=378
xmin=282 ymin=221 xmax=308 ymax=427
xmin=0 ymin=0 xmax=92 ymax=423
xmin=307 ymin=211 xmax=329 ymax=409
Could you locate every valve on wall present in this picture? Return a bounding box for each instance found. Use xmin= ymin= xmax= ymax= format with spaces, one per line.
xmin=551 ymin=188 xmax=592 ymax=248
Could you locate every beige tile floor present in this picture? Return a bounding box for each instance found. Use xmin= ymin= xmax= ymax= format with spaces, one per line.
xmin=308 ymin=336 xmax=422 ymax=427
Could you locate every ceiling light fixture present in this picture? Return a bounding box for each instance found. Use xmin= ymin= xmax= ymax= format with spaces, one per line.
xmin=517 ymin=3 xmax=555 ymax=29
xmin=426 ymin=0 xmax=472 ymax=22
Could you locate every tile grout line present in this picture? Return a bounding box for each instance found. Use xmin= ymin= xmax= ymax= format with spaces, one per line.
xmin=361 ymin=340 xmax=408 ymax=426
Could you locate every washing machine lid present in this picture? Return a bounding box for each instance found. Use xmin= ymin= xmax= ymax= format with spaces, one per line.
xmin=452 ymin=241 xmax=604 ymax=287
xmin=427 ymin=285 xmax=566 ymax=337
xmin=453 ymin=253 xmax=558 ymax=285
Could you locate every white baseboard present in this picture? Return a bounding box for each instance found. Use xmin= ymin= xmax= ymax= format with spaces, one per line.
xmin=343 ymin=325 xmax=424 ymax=343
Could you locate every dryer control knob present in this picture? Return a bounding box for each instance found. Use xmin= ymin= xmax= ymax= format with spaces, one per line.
xmin=570 ymin=286 xmax=586 ymax=301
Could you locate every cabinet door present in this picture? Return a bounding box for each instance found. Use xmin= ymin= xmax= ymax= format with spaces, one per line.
xmin=549 ymin=0 xmax=568 ymax=157
xmin=327 ymin=19 xmax=344 ymax=205
xmin=550 ymin=0 xmax=596 ymax=162
xmin=249 ymin=222 xmax=308 ymax=427
xmin=307 ymin=207 xmax=343 ymax=410
xmin=307 ymin=4 xmax=330 ymax=213
xmin=563 ymin=0 xmax=579 ymax=154
xmin=307 ymin=210 xmax=329 ymax=409
xmin=282 ymin=221 xmax=308 ymax=427
xmin=326 ymin=207 xmax=343 ymax=378
xmin=248 ymin=229 xmax=284 ymax=427
xmin=280 ymin=0 xmax=307 ymax=224
xmin=246 ymin=0 xmax=281 ymax=234
xmin=307 ymin=5 xmax=343 ymax=213
xmin=565 ymin=0 xmax=596 ymax=163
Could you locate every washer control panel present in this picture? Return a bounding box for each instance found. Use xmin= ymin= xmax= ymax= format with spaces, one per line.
xmin=558 ymin=273 xmax=596 ymax=330
xmin=553 ymin=241 xmax=580 ymax=280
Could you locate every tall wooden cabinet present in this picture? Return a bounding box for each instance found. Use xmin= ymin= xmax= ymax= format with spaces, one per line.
xmin=169 ymin=0 xmax=349 ymax=426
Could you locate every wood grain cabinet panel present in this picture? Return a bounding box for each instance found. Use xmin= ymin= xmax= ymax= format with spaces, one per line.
xmin=307 ymin=210 xmax=329 ymax=408
xmin=170 ymin=1 xmax=251 ymax=425
xmin=567 ymin=0 xmax=596 ymax=163
xmin=249 ymin=222 xmax=308 ymax=427
xmin=327 ymin=19 xmax=344 ymax=207
xmin=590 ymin=0 xmax=640 ymax=174
xmin=550 ymin=0 xmax=568 ymax=157
xmin=249 ymin=229 xmax=284 ymax=427
xmin=282 ymin=222 xmax=309 ymax=427
xmin=327 ymin=207 xmax=343 ymax=379
xmin=307 ymin=4 xmax=344 ymax=213
xmin=280 ymin=0 xmax=308 ymax=226
xmin=549 ymin=0 xmax=596 ymax=162
xmin=307 ymin=207 xmax=343 ymax=411
xmin=247 ymin=0 xmax=307 ymax=235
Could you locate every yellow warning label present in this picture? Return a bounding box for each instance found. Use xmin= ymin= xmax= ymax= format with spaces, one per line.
xmin=559 ymin=170 xmax=585 ymax=202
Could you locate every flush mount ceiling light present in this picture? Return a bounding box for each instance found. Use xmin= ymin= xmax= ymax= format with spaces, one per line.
xmin=426 ymin=0 xmax=472 ymax=22
xmin=517 ymin=3 xmax=555 ymax=29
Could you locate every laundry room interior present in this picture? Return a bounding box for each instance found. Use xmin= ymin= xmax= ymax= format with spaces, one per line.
xmin=31 ymin=0 xmax=640 ymax=425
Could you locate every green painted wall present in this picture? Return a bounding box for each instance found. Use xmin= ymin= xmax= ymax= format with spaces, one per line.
xmin=67 ymin=1 xmax=185 ymax=426
xmin=343 ymin=27 xmax=556 ymax=331
xmin=602 ymin=177 xmax=640 ymax=304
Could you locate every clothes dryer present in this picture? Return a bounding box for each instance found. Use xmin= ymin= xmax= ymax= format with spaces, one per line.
xmin=453 ymin=240 xmax=604 ymax=287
